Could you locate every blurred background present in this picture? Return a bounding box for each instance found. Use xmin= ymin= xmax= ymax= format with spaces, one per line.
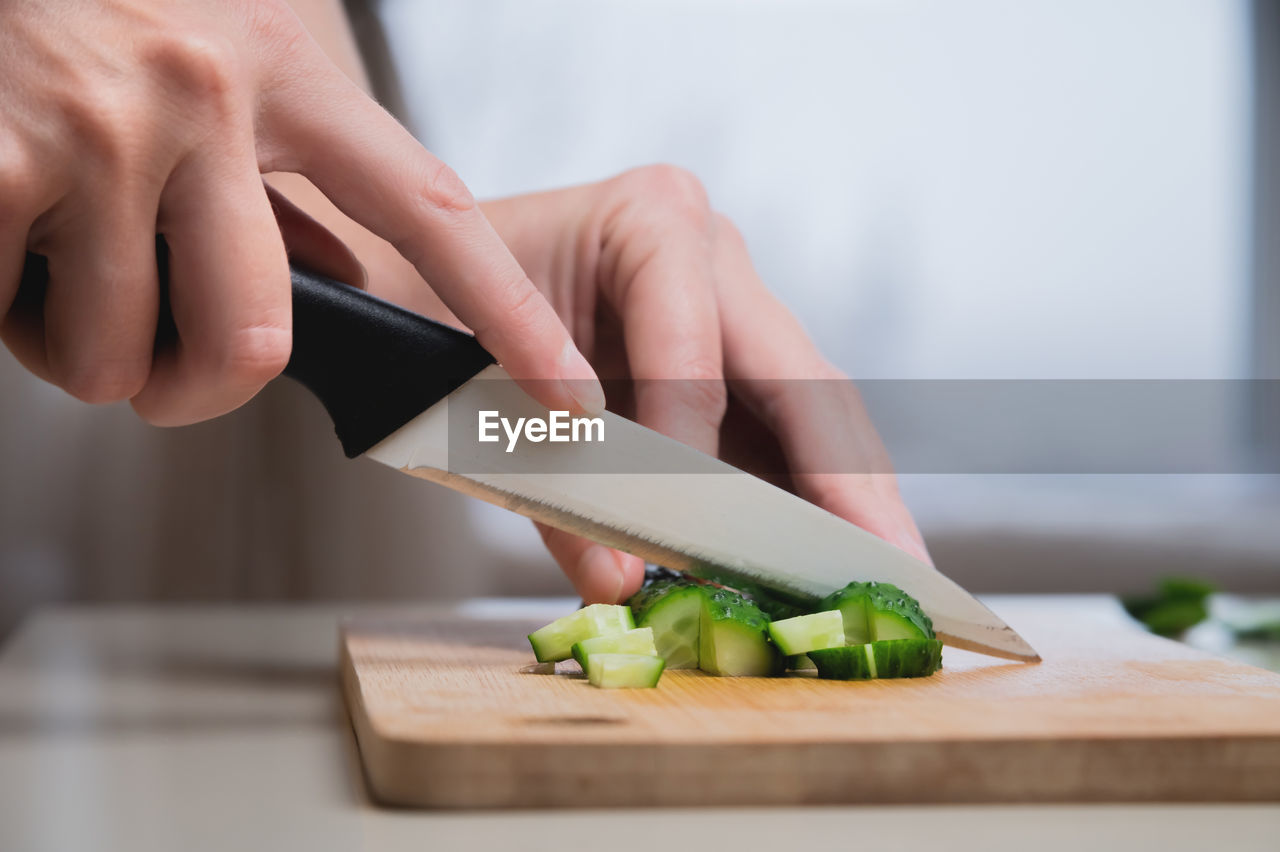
xmin=1 ymin=0 xmax=1277 ymax=639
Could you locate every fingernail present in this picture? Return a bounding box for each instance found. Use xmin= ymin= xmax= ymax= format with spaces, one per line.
xmin=579 ymin=545 xmax=625 ymax=603
xmin=558 ymin=340 xmax=606 ymax=415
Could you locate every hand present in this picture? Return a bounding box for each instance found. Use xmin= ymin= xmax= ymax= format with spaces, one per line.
xmin=0 ymin=0 xmax=601 ymax=425
xmin=481 ymin=166 xmax=931 ymax=604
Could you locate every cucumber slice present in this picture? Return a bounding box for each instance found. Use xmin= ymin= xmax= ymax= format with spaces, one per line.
xmin=585 ymin=653 xmax=665 ymax=688
xmin=571 ymin=627 xmax=657 ymax=669
xmin=816 ymin=581 xmax=935 ymax=644
xmin=871 ymin=638 xmax=944 ymax=678
xmin=788 ymin=654 xmax=816 ymax=670
xmin=766 ymin=611 xmax=846 ymax=656
xmin=682 ymin=565 xmax=814 ymax=620
xmin=871 ymin=609 xmax=930 ymax=641
xmin=809 ymin=639 xmax=943 ymax=680
xmin=629 ymin=580 xmax=703 ymax=669
xmin=527 ymin=604 xmax=636 ymax=662
xmin=699 ymin=589 xmax=782 ymax=677
xmin=809 ymin=644 xmax=877 ymax=679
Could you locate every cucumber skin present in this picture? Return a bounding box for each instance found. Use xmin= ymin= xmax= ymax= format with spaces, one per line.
xmin=810 ymin=639 xmax=943 ymax=680
xmin=628 ymin=579 xmax=703 ymax=669
xmin=816 ymin=581 xmax=935 ymax=642
xmin=874 ymin=638 xmax=943 ymax=678
xmin=699 ymin=588 xmax=784 ymax=677
xmin=809 ymin=645 xmax=875 ymax=680
xmin=628 ymin=576 xmax=696 ymax=622
xmin=683 ymin=565 xmax=815 ymax=621
xmin=632 ymin=580 xmax=783 ymax=676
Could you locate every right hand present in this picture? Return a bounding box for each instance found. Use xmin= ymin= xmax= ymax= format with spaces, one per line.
xmin=0 ymin=0 xmax=603 ymax=425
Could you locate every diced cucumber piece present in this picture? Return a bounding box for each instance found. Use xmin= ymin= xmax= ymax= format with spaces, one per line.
xmin=810 ymin=639 xmax=943 ymax=680
xmin=817 ymin=581 xmax=935 ymax=644
xmin=788 ymin=654 xmax=816 ymax=670
xmin=699 ymin=589 xmax=782 ymax=677
xmin=527 ymin=604 xmax=635 ymax=662
xmin=767 ymin=610 xmax=845 ymax=656
xmin=571 ymin=627 xmax=657 ymax=669
xmin=586 ymin=653 xmax=665 ymax=688
xmin=629 ymin=579 xmax=703 ymax=669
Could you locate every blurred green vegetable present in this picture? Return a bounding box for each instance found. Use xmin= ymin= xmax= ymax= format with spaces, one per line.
xmin=1122 ymin=576 xmax=1216 ymax=637
xmin=1234 ymin=622 xmax=1280 ymax=642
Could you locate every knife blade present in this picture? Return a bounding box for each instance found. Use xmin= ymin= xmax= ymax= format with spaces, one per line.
xmin=366 ymin=365 xmax=1039 ymax=661
xmin=17 ymin=252 xmax=1039 ymax=661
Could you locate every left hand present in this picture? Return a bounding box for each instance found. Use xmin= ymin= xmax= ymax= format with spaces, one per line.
xmin=477 ymin=165 xmax=931 ymax=604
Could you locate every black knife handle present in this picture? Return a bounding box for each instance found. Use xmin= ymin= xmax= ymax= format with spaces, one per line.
xmin=283 ymin=266 xmax=495 ymax=457
xmin=17 ymin=246 xmax=496 ymax=458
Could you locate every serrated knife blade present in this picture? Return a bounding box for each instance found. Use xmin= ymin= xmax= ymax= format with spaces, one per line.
xmin=368 ymin=364 xmax=1040 ymax=662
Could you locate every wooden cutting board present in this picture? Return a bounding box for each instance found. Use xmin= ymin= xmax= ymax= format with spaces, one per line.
xmin=340 ymin=596 xmax=1280 ymax=808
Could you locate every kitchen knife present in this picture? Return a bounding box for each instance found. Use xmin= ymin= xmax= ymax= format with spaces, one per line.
xmin=17 ymin=253 xmax=1039 ymax=661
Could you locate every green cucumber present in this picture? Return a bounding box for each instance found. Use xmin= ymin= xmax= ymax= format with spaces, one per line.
xmin=571 ymin=627 xmax=657 ymax=669
xmin=810 ymin=643 xmax=877 ymax=679
xmin=788 ymin=654 xmax=816 ymax=670
xmin=527 ymin=604 xmax=635 ymax=662
xmin=809 ymin=639 xmax=943 ymax=680
xmin=630 ymin=579 xmax=781 ymax=675
xmin=816 ymin=581 xmax=935 ymax=644
xmin=766 ymin=611 xmax=845 ymax=656
xmin=586 ymin=653 xmax=665 ymax=688
xmin=699 ymin=589 xmax=782 ymax=677
xmin=628 ymin=579 xmax=703 ymax=669
xmin=683 ymin=564 xmax=815 ymax=620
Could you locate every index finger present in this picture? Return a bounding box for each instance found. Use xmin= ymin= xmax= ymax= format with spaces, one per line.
xmin=262 ymin=68 xmax=603 ymax=416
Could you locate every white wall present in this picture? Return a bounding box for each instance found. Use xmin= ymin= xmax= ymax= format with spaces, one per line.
xmin=380 ymin=0 xmax=1251 ymax=380
xmin=379 ymin=0 xmax=1279 ymax=583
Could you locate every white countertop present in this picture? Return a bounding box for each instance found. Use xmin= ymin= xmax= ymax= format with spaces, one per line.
xmin=1 ymin=600 xmax=1277 ymax=852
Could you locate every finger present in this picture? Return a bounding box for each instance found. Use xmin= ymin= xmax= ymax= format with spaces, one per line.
xmin=0 ymin=233 xmax=52 ymax=382
xmin=710 ymin=215 xmax=931 ymax=562
xmin=132 ymin=152 xmax=291 ymax=426
xmin=535 ymin=522 xmax=646 ymax=604
xmin=262 ymin=69 xmax=603 ymax=416
xmin=264 ymin=182 xmax=367 ymax=289
xmin=38 ymin=195 xmax=159 ymax=404
xmin=604 ymin=197 xmax=727 ymax=455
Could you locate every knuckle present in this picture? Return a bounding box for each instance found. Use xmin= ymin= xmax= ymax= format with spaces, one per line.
xmin=674 ymin=354 xmax=727 ymax=387
xmin=415 ymin=158 xmax=476 ymax=216
xmin=806 ymin=475 xmax=868 ymax=513
xmin=0 ymin=144 xmax=37 ymax=220
xmin=474 ymin=275 xmax=546 ymax=342
xmin=148 ymin=31 xmax=242 ymax=107
xmin=679 ymin=370 xmax=729 ymax=418
xmin=59 ymin=358 xmax=150 ymax=405
xmin=215 ymin=323 xmax=293 ymax=388
xmin=59 ymin=85 xmax=138 ymax=166
xmin=622 ymin=164 xmax=712 ymax=226
xmin=658 ymin=356 xmax=728 ymax=420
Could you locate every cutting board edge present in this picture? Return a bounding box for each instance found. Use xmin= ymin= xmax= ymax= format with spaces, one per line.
xmin=339 ymin=646 xmax=1280 ymax=809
